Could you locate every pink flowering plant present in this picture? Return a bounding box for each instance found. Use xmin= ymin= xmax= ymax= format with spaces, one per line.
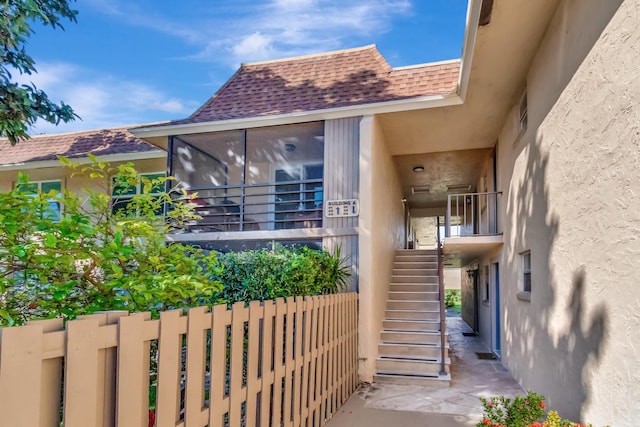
xmin=478 ymin=392 xmax=609 ymax=427
xmin=478 ymin=392 xmax=546 ymax=427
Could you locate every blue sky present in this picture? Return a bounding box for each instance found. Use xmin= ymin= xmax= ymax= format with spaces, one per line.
xmin=23 ymin=0 xmax=469 ymax=134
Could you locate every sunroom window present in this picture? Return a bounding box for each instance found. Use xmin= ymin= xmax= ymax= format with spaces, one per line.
xmin=171 ymin=121 xmax=324 ymax=232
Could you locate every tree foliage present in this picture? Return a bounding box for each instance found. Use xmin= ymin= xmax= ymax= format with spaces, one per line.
xmin=1 ymin=0 xmax=79 ymax=145
xmin=0 ymin=156 xmax=223 ymax=326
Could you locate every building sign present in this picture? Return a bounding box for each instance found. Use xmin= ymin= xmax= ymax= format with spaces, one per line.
xmin=325 ymin=199 xmax=359 ymax=217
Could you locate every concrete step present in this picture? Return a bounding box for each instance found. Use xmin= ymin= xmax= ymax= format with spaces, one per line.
xmin=390 ymin=275 xmax=439 ymax=283
xmin=395 ymin=256 xmax=438 ymax=264
xmin=376 ymin=356 xmax=450 ymax=375
xmin=392 ymin=268 xmax=438 ymax=276
xmin=385 ymin=309 xmax=440 ymax=321
xmin=374 ymin=372 xmax=450 ymax=387
xmin=383 ymin=319 xmax=441 ymax=331
xmin=389 ymin=283 xmax=439 ymax=292
xmin=386 ymin=300 xmax=441 ymax=311
xmin=393 ymin=261 xmax=438 ymax=269
xmin=380 ymin=330 xmax=446 ymax=345
xmin=395 ymin=249 xmax=437 ymax=255
xmin=378 ymin=342 xmax=449 ymax=358
xmin=387 ymin=291 xmax=439 ymax=301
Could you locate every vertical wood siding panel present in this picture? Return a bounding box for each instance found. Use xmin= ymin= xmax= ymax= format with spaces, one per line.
xmin=324 ymin=118 xmax=360 ymax=230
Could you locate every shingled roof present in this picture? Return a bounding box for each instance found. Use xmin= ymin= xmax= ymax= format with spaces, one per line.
xmin=0 ymin=126 xmax=163 ymax=166
xmin=168 ymin=45 xmax=460 ymax=126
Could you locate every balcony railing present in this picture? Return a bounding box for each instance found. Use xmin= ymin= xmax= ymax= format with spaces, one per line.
xmin=445 ymin=192 xmax=501 ymax=237
xmin=176 ymin=179 xmax=324 ymax=232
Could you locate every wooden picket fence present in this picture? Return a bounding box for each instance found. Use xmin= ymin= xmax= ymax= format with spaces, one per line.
xmin=0 ymin=293 xmax=358 ymax=427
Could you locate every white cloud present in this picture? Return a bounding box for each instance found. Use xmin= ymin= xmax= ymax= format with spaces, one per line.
xmin=86 ymin=0 xmax=412 ymax=66
xmin=231 ymin=33 xmax=277 ymax=62
xmin=15 ymin=62 xmax=199 ymax=135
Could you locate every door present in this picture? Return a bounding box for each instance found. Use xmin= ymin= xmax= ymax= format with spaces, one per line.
xmin=492 ymin=262 xmax=501 ymax=355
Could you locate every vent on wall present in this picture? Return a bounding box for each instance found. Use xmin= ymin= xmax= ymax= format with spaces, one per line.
xmin=411 ymin=186 xmax=430 ymax=194
xmin=446 ymin=184 xmax=472 ymax=193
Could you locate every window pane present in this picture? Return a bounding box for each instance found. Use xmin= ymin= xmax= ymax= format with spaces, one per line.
xmin=173 ymin=130 xmax=244 ymax=191
xmin=523 ymin=272 xmax=531 ymax=292
xmin=141 ymin=173 xmax=165 ymax=194
xmin=246 ymin=122 xmax=324 ymax=185
xmin=41 ymin=181 xmax=62 ymax=193
xmin=112 ymin=180 xmax=137 ymax=197
xmin=17 ymin=183 xmax=39 ymax=193
xmin=523 ymin=252 xmax=531 ymax=271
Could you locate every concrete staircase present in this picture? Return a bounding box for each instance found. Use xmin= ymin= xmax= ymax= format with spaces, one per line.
xmin=374 ymin=249 xmax=451 ymax=386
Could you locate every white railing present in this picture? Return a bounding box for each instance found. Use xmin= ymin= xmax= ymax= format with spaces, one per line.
xmin=445 ymin=192 xmax=501 ymax=237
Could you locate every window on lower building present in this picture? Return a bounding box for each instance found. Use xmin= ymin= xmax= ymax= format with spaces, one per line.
xmin=483 ymin=265 xmax=490 ymax=301
xmin=522 ymin=251 xmax=531 ymax=292
xmin=17 ymin=180 xmax=62 ymax=221
xmin=111 ymin=172 xmax=165 ymax=215
xmin=518 ymin=91 xmax=528 ymax=136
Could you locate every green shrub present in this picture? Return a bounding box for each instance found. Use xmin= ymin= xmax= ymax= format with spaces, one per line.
xmin=212 ymin=245 xmax=350 ymax=304
xmin=444 ymin=289 xmax=461 ymax=308
xmin=0 ymin=156 xmax=222 ymax=326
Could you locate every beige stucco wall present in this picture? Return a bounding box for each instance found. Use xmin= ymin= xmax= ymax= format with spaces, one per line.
xmin=358 ymin=115 xmax=405 ymax=382
xmin=0 ymin=157 xmax=166 ymax=194
xmin=443 ymin=268 xmax=461 ymax=290
xmin=497 ymin=0 xmax=637 ymax=424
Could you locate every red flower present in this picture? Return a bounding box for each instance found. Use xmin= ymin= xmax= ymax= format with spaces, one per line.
xmin=482 ymin=419 xmax=492 ymax=426
xmin=539 ymin=402 xmax=546 ymax=409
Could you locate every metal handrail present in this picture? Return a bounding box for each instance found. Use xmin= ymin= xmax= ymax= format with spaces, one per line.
xmin=436 ymin=217 xmax=446 ymax=376
xmin=445 ymin=191 xmax=502 ymax=237
xmin=174 ymin=179 xmax=324 ymax=231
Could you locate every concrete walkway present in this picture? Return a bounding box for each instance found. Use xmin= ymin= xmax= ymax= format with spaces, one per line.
xmin=328 ymin=316 xmax=524 ymax=426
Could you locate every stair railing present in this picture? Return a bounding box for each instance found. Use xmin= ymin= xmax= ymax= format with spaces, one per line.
xmin=436 ymin=217 xmax=447 ymax=376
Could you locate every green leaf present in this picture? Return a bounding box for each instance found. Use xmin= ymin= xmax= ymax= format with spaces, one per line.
xmin=44 ymin=233 xmax=57 ymax=248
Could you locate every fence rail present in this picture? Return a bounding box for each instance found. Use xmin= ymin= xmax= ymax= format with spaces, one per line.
xmin=0 ymin=293 xmax=358 ymax=427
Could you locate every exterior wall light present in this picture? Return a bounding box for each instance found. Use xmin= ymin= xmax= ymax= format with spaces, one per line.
xmin=413 ymin=166 xmax=425 ymax=172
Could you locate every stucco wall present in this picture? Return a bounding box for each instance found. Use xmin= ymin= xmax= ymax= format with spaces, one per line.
xmin=497 ymin=0 xmax=637 ymax=424
xmin=0 ymin=157 xmax=166 ymax=194
xmin=443 ymin=268 xmax=461 ymax=290
xmin=358 ymin=115 xmax=405 ymax=382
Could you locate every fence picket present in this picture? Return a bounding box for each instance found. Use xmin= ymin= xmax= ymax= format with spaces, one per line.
xmin=0 ymin=293 xmax=358 ymax=427
xmin=292 ymin=297 xmax=304 ymax=427
xmin=313 ymin=296 xmax=326 ymax=427
xmin=246 ymin=301 xmax=263 ymax=427
xmin=185 ymin=306 xmax=210 ymax=426
xmin=209 ymin=304 xmax=231 ymax=427
xmin=229 ymin=302 xmax=248 ymax=426
xmin=271 ymin=298 xmax=287 ymax=427
xmin=299 ymin=297 xmax=313 ymax=426
xmin=27 ymin=318 xmax=65 ymax=427
xmin=64 ymin=316 xmax=102 ymax=427
xmin=116 ymin=312 xmax=152 ymax=427
xmin=259 ymin=300 xmax=275 ymax=427
xmin=156 ymin=309 xmax=188 ymax=427
xmin=283 ymin=297 xmax=295 ymax=427
xmin=0 ymin=324 xmax=46 ymax=426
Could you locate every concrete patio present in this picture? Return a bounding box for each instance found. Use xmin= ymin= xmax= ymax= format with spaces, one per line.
xmin=328 ymin=316 xmax=524 ymax=426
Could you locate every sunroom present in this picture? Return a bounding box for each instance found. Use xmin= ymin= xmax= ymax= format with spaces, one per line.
xmin=170 ymin=121 xmax=325 ymax=234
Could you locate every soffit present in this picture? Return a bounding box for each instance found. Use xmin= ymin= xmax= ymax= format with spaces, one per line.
xmin=377 ymin=0 xmax=560 ymax=156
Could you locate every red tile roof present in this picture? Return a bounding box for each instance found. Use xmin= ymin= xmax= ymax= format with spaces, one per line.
xmin=0 ymin=126 xmax=163 ymax=166
xmin=170 ymin=45 xmax=459 ymax=126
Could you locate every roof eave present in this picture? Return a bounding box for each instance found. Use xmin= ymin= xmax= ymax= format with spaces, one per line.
xmin=131 ymin=93 xmax=463 ymax=138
